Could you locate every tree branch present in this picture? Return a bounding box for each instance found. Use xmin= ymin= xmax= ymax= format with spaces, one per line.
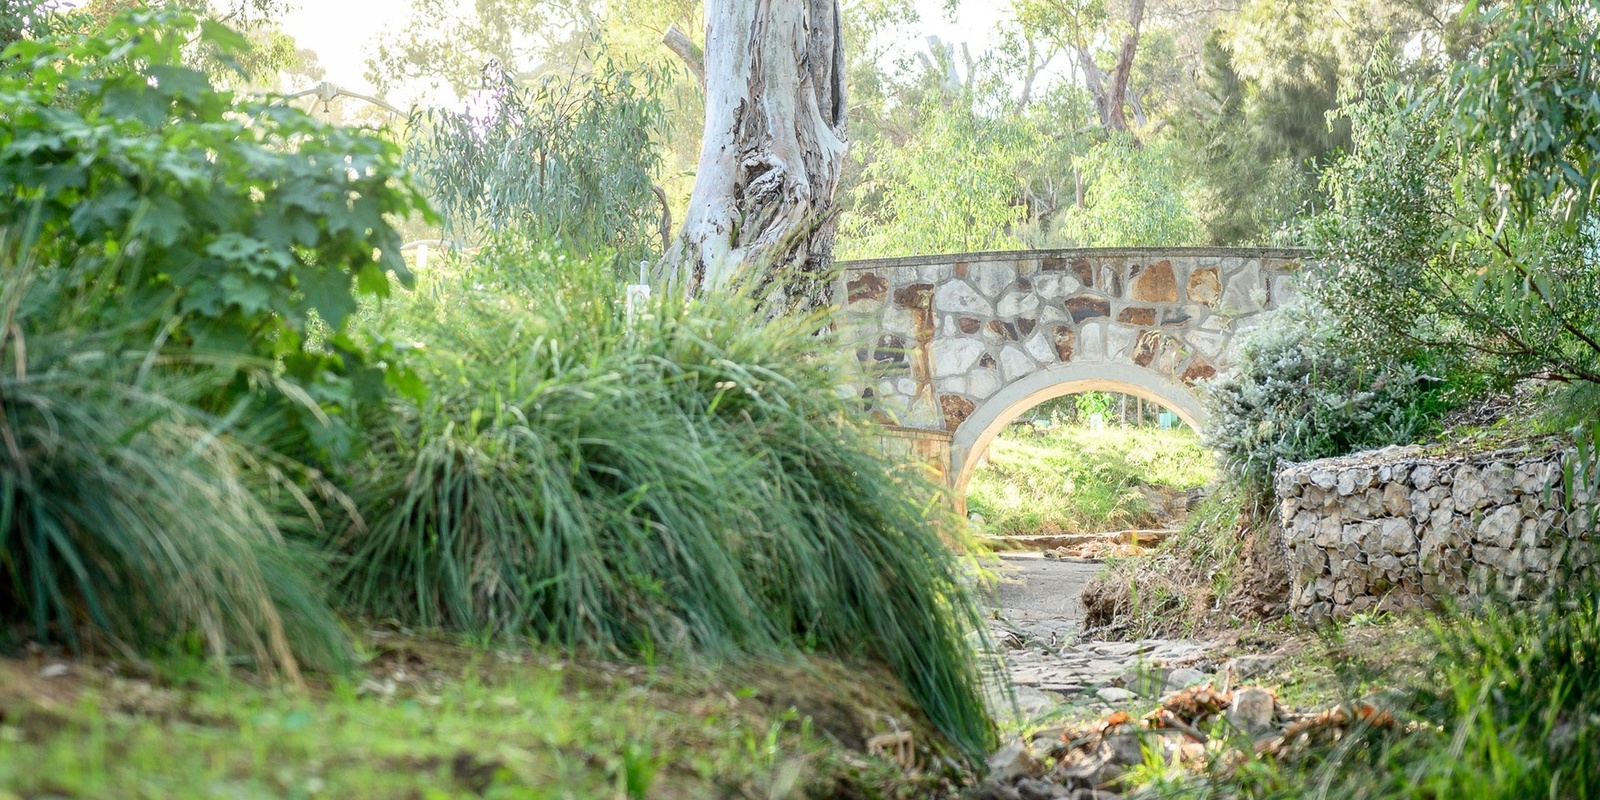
xmin=1105 ymin=0 xmax=1146 ymax=134
xmin=663 ymin=23 xmax=705 ymax=91
xmin=1485 ymin=226 xmax=1600 ymax=363
xmin=1422 ymin=251 xmax=1600 ymax=385
xmin=651 ymin=184 xmax=672 ymax=251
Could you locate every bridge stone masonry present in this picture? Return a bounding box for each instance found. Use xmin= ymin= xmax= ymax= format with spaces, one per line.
xmin=832 ymin=248 xmax=1305 ymax=496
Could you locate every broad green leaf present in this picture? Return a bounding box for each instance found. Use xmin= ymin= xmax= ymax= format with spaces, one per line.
xmin=295 ymin=264 xmax=358 ymax=332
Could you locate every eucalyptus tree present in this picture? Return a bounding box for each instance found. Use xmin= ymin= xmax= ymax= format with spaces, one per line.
xmin=660 ymin=0 xmax=848 ymax=317
xmin=838 ymin=98 xmax=1038 ymax=259
xmin=406 ymin=58 xmax=668 ymax=264
xmin=1009 ymin=0 xmax=1226 ymax=137
xmin=1011 ymin=0 xmax=1148 ymax=134
xmin=365 ymin=0 xmax=600 ymax=100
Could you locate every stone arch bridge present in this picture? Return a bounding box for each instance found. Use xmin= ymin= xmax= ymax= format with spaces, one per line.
xmin=832 ymin=248 xmax=1304 ymax=498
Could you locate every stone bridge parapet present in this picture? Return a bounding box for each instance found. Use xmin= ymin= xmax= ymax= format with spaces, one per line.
xmin=834 ymin=248 xmax=1304 ymax=491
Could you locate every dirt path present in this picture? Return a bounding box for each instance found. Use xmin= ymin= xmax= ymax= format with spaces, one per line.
xmin=983 ymin=553 xmax=1225 ymax=718
xmin=988 ymin=553 xmax=1100 ymax=626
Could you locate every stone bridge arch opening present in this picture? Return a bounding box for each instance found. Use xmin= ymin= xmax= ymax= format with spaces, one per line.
xmin=950 ymin=363 xmax=1206 ymax=503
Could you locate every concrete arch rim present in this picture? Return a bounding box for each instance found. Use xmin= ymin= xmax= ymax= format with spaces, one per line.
xmin=949 ymin=362 xmax=1208 ymax=501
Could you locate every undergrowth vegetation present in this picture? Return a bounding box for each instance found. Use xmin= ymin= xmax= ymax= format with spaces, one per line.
xmin=1201 ymin=299 xmax=1452 ymax=497
xmin=0 ymin=10 xmax=431 ymax=456
xmin=966 ymin=422 xmax=1214 ymax=535
xmin=0 ymin=7 xmax=998 ymax=767
xmin=0 ymin=243 xmax=349 ymax=681
xmin=1081 ymin=482 xmax=1284 ymax=637
xmin=333 ymin=242 xmax=997 ymax=760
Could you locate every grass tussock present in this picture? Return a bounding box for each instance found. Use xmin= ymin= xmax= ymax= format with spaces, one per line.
xmin=331 ymin=244 xmax=997 ymax=761
xmin=0 ymin=250 xmax=349 ymax=680
xmin=966 ymin=424 xmax=1214 ymax=536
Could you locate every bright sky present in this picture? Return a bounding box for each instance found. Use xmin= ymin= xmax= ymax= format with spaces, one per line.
xmin=278 ymin=0 xmax=1014 ymax=104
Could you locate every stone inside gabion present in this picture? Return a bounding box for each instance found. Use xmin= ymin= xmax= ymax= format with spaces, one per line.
xmin=1275 ymin=442 xmax=1588 ymax=623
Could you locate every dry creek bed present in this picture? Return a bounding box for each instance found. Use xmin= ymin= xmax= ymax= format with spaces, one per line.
xmin=975 ymin=552 xmax=1373 ymax=800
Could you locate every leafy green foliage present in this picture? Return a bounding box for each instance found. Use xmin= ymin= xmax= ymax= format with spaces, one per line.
xmin=331 ymin=240 xmax=997 ymax=762
xmin=839 ymin=99 xmax=1036 ymax=258
xmin=406 ymin=58 xmax=666 ymax=264
xmin=0 ymin=0 xmax=48 ymax=49
xmin=1202 ymin=300 xmax=1444 ymax=494
xmin=1076 ymin=391 xmax=1115 ymax=419
xmin=1179 ymin=28 xmax=1334 ymax=245
xmin=1450 ymin=0 xmax=1600 ymax=233
xmin=0 ymin=8 xmax=431 ymax=454
xmin=366 ymin=0 xmax=599 ymax=100
xmin=1177 ymin=0 xmax=1476 ymax=245
xmin=1054 ymin=135 xmax=1202 ymax=247
xmin=1310 ymin=5 xmax=1600 ymax=388
xmin=836 ymin=72 xmax=1201 ymax=258
xmin=0 ymin=239 xmax=349 ymax=679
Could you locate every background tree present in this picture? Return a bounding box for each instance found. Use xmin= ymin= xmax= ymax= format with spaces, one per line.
xmin=1055 ymin=134 xmax=1201 ymax=246
xmin=1178 ymin=0 xmax=1479 ymax=244
xmin=1012 ymin=0 xmax=1148 ymax=135
xmin=406 ymin=58 xmax=667 ymax=264
xmin=838 ymin=98 xmax=1036 ymax=257
xmin=1 ymin=0 xmax=50 ymax=50
xmin=365 ymin=0 xmax=598 ymax=101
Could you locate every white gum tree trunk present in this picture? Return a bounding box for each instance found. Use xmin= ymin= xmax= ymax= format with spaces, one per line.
xmin=663 ymin=0 xmax=847 ymax=316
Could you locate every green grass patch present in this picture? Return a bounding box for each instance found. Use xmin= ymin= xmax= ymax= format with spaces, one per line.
xmin=0 ymin=639 xmax=953 ymax=799
xmin=966 ymin=424 xmax=1216 ymax=535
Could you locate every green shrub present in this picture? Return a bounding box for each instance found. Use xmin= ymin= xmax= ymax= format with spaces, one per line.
xmin=1309 ymin=1 xmax=1600 ymax=391
xmin=330 ymin=241 xmax=997 ymax=762
xmin=0 ymin=243 xmax=349 ymax=680
xmin=0 ymin=8 xmax=430 ymax=677
xmin=0 ymin=8 xmax=431 ymax=455
xmin=1202 ymin=299 xmax=1443 ymax=494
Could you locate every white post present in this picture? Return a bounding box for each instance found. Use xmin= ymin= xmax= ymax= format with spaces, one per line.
xmin=624 ymin=260 xmax=652 ymax=321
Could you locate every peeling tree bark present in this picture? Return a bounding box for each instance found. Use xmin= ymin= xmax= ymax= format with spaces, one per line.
xmin=661 ymin=0 xmax=848 ymax=318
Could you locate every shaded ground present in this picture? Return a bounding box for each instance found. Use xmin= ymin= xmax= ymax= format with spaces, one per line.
xmin=0 ymin=638 xmax=964 ymax=798
xmin=988 ymin=553 xmax=1100 ymax=627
